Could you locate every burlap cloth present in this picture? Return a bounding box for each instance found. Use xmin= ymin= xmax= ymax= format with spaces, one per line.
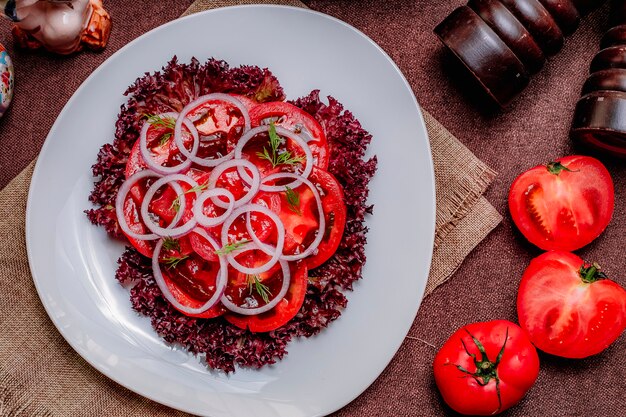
xmin=3 ymin=0 xmax=620 ymax=416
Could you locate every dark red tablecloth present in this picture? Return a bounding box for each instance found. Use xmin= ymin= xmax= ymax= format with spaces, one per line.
xmin=0 ymin=1 xmax=624 ymax=416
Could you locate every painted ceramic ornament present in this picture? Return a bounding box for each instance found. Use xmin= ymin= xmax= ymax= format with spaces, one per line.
xmin=0 ymin=42 xmax=14 ymax=118
xmin=0 ymin=0 xmax=111 ymax=55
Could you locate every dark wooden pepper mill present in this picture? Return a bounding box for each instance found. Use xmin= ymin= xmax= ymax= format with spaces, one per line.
xmin=570 ymin=0 xmax=626 ymax=157
xmin=435 ymin=0 xmax=606 ymax=107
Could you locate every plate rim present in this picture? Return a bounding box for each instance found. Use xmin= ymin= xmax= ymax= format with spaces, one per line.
xmin=25 ymin=4 xmax=436 ymax=416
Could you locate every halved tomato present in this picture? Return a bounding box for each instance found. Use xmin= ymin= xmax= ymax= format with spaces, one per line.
xmin=508 ymin=156 xmax=614 ymax=251
xmin=517 ymin=251 xmax=626 ymax=358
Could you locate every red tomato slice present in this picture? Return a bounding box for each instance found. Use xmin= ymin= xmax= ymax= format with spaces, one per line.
xmin=254 ymin=168 xmax=346 ymax=267
xmin=224 ymin=261 xmax=308 ymax=332
xmin=249 ymin=101 xmax=329 ymax=169
xmin=121 ymin=176 xmax=196 ymax=258
xmin=126 ymin=97 xmax=250 ymax=178
xmin=188 ymin=191 xmax=281 ymax=263
xmin=121 ymin=192 xmax=154 ymax=258
xmin=305 ymin=168 xmax=347 ymax=269
xmin=186 ymin=96 xmax=248 ymax=159
xmin=158 ymin=236 xmax=225 ymax=319
xmin=517 ymin=251 xmax=626 ymax=358
xmin=508 ymin=155 xmax=614 ymax=251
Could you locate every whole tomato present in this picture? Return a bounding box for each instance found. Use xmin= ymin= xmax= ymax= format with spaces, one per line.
xmin=517 ymin=251 xmax=626 ymax=358
xmin=508 ymin=155 xmax=614 ymax=251
xmin=433 ymin=320 xmax=540 ymax=415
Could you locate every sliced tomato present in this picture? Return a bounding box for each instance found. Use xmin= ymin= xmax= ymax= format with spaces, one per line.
xmin=224 ymin=261 xmax=308 ymax=332
xmin=121 ymin=176 xmax=196 ymax=258
xmin=186 ymin=96 xmax=248 ymax=161
xmin=188 ymin=189 xmax=282 ymax=263
xmin=126 ymin=97 xmax=250 ymax=177
xmin=304 ymin=168 xmax=347 ymax=269
xmin=159 ymin=248 xmax=226 ymax=319
xmin=231 ymin=94 xmax=257 ymax=111
xmin=249 ymin=101 xmax=329 ymax=169
xmin=121 ymin=193 xmax=154 ymax=257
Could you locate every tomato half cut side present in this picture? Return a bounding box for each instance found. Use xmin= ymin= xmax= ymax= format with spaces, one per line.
xmin=517 ymin=251 xmax=626 ymax=358
xmin=508 ymin=155 xmax=614 ymax=251
xmin=249 ymin=101 xmax=329 ymax=169
xmin=224 ymin=261 xmax=308 ymax=332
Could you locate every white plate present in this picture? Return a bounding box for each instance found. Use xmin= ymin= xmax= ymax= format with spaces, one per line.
xmin=26 ymin=5 xmax=435 ymax=417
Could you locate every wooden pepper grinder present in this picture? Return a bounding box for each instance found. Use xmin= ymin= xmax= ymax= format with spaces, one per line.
xmin=571 ymin=0 xmax=626 ymax=157
xmin=435 ymin=0 xmax=606 ymax=107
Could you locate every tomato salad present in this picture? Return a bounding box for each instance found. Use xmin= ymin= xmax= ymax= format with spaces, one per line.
xmin=86 ymin=57 xmax=377 ymax=372
xmin=117 ymin=94 xmax=347 ymax=329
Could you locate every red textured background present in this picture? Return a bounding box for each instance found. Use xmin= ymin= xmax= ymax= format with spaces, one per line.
xmin=0 ymin=1 xmax=624 ymax=416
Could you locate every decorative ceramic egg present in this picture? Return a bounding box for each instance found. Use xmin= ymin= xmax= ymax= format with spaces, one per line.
xmin=0 ymin=42 xmax=14 ymax=118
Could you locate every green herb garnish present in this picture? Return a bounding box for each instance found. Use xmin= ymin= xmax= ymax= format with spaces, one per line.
xmin=247 ymin=275 xmax=272 ymax=303
xmin=162 ymin=237 xmax=181 ymax=252
xmin=256 ymin=122 xmax=305 ymax=168
xmin=158 ymin=132 xmax=173 ymax=146
xmin=145 ymin=114 xmax=176 ymax=146
xmin=162 ymin=254 xmax=189 ymax=269
xmin=145 ymin=113 xmax=176 ymax=129
xmin=170 ymin=182 xmax=210 ymax=213
xmin=285 ymin=185 xmax=301 ymax=215
xmin=214 ymin=239 xmax=251 ymax=256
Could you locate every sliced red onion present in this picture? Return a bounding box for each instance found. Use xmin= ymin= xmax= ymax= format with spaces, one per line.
xmin=234 ymin=125 xmax=313 ymax=189
xmin=140 ymin=112 xmax=199 ymax=175
xmin=207 ymin=159 xmax=261 ymax=209
xmin=220 ymin=259 xmax=291 ymax=316
xmin=174 ymin=94 xmax=250 ymax=167
xmin=264 ymin=172 xmax=326 ymax=261
xmin=152 ymin=228 xmax=227 ymax=314
xmin=140 ymin=174 xmax=199 ymax=238
xmin=193 ymin=188 xmax=235 ymax=227
xmin=220 ymin=204 xmax=285 ymax=275
xmin=115 ymin=169 xmax=164 ymax=241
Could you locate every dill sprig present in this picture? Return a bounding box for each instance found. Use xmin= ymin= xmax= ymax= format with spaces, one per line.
xmin=284 ymin=186 xmax=301 ymax=215
xmin=247 ymin=275 xmax=272 ymax=303
xmin=145 ymin=113 xmax=176 ymax=146
xmin=162 ymin=254 xmax=189 ymax=269
xmin=162 ymin=237 xmax=180 ymax=252
xmin=256 ymin=122 xmax=305 ymax=168
xmin=145 ymin=113 xmax=176 ymax=129
xmin=170 ymin=182 xmax=209 ymax=213
xmin=214 ymin=239 xmax=250 ymax=256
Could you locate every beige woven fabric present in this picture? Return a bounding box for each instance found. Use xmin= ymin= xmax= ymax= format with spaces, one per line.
xmin=0 ymin=0 xmax=500 ymax=415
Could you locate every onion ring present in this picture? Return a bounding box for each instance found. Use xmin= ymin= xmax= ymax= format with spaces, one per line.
xmin=234 ymin=125 xmax=313 ymax=189
xmin=140 ymin=112 xmax=199 ymax=175
xmin=140 ymin=174 xmax=200 ymax=238
xmin=193 ymin=188 xmax=235 ymax=227
xmin=174 ymin=94 xmax=251 ymax=167
xmin=220 ymin=259 xmax=291 ymax=316
xmin=220 ymin=204 xmax=285 ymax=275
xmin=115 ymin=169 xmax=167 ymax=241
xmin=207 ymin=159 xmax=261 ymax=209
